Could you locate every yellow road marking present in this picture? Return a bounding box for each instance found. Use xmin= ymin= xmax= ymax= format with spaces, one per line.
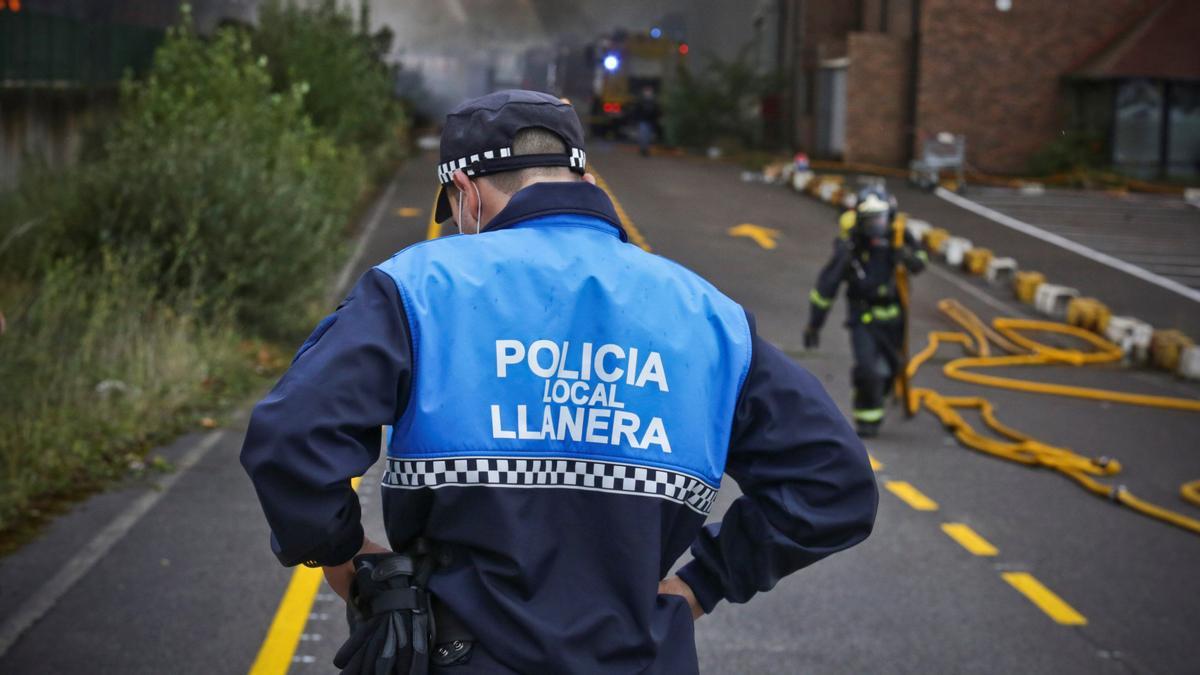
xmin=588 ymin=168 xmax=651 ymax=252
xmin=247 ymin=566 xmax=324 ymax=674
xmin=425 ymin=189 xmax=443 ymax=241
xmin=728 ymin=223 xmax=780 ymax=250
xmin=868 ymin=454 xmax=883 ymax=471
xmin=396 ymin=206 xmax=422 ymax=217
xmin=249 ymin=477 xmax=366 ymax=674
xmin=885 ymin=481 xmax=938 ymax=511
xmin=1002 ymin=572 xmax=1087 ymax=625
xmin=941 ymin=523 xmax=998 ymax=556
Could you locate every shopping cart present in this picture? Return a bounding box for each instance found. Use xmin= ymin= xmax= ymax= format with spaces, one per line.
xmin=909 ymin=132 xmax=965 ymax=192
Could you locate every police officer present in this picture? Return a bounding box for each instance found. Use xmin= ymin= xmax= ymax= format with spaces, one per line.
xmin=804 ymin=186 xmax=927 ymax=438
xmin=242 ymin=90 xmax=877 ymax=673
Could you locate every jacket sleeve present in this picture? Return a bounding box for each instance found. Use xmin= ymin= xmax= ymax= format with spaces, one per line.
xmin=807 ymin=238 xmax=851 ymax=332
xmin=676 ymin=314 xmax=878 ymax=612
xmin=240 ymin=268 xmax=412 ymax=567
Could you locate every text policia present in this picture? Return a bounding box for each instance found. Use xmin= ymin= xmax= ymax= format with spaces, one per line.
xmin=491 ymin=339 xmax=673 ymax=453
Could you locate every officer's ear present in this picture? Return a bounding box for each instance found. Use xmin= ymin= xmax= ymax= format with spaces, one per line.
xmin=450 ymin=169 xmax=478 ymax=218
xmin=451 ymin=169 xmax=473 ymax=196
xmin=582 ymin=173 xmax=596 ymax=186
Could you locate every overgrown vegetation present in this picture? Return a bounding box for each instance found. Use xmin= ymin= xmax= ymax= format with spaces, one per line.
xmin=253 ymin=0 xmax=406 ymax=179
xmin=0 ymin=3 xmax=407 ymax=541
xmin=1027 ymin=130 xmax=1107 ymax=177
xmin=661 ymin=48 xmax=781 ymax=152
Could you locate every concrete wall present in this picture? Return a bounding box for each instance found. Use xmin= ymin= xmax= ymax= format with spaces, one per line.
xmin=844 ymin=32 xmax=910 ymax=165
xmin=916 ymin=0 xmax=1156 ymax=173
xmin=0 ymin=89 xmax=116 ymax=190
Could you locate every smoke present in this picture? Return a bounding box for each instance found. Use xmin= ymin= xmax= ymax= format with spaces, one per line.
xmin=364 ymin=0 xmax=694 ymax=117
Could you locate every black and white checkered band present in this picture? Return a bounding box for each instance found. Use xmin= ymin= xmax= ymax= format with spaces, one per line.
xmin=382 ymin=456 xmax=717 ymax=515
xmin=436 ymin=147 xmax=587 ymax=184
xmin=568 ymin=147 xmax=587 ymax=170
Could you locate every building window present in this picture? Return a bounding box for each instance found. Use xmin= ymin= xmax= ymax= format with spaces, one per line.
xmin=1113 ymin=79 xmax=1164 ymax=179
xmin=1168 ymin=83 xmax=1200 ymax=179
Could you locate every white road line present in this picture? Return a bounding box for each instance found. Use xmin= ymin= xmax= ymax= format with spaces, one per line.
xmin=330 ymin=176 xmax=400 ymax=301
xmin=937 ymin=187 xmax=1200 ymax=304
xmin=925 ymin=263 xmax=1018 ymax=316
xmin=0 ymin=431 xmax=226 ymax=657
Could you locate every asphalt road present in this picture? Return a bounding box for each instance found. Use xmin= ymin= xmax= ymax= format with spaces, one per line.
xmin=1 ymin=145 xmax=1197 ymax=674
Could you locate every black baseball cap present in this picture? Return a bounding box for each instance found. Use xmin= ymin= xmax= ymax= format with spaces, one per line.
xmin=434 ymin=89 xmax=587 ymax=222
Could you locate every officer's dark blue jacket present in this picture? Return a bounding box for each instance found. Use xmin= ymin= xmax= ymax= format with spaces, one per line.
xmin=241 ymin=181 xmax=878 ymax=674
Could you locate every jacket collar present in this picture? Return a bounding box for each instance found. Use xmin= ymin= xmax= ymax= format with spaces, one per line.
xmin=482 ymin=181 xmax=628 ymax=242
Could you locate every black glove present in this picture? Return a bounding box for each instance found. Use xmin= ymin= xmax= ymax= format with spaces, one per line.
xmin=803 ymin=327 xmax=820 ymax=350
xmin=334 ymin=553 xmax=430 ymax=675
xmin=901 ymin=247 xmax=927 ymax=274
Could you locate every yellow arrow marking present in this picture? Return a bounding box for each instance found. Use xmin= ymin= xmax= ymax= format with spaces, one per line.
xmin=728 ymin=223 xmax=780 ymax=250
xmin=396 ymin=206 xmax=422 ymax=217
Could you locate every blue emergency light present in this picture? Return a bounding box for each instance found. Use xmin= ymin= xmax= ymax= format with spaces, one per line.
xmin=650 ymin=27 xmax=662 ymax=38
xmin=603 ymin=54 xmax=620 ymax=72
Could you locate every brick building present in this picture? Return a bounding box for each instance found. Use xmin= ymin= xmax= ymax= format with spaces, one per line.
xmin=779 ymin=0 xmax=1199 ymax=178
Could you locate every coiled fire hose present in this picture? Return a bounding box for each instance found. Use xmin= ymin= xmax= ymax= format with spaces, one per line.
xmin=902 ymin=299 xmax=1200 ymax=536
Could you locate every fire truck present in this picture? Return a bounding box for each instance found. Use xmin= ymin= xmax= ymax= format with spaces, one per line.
xmin=580 ymin=30 xmax=687 ymax=137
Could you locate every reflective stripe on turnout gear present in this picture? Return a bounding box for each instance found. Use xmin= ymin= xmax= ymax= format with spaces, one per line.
xmin=852 ymin=408 xmax=885 ymax=422
xmin=810 ymin=288 xmax=833 ymax=309
xmin=860 ymin=303 xmax=901 ymax=324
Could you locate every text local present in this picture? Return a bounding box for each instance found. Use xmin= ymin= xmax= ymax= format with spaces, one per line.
xmin=491 ymin=339 xmax=673 ymax=453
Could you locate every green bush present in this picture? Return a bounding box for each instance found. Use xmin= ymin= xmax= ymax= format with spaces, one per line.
xmin=662 ymin=48 xmax=781 ymax=151
xmin=1027 ymin=131 xmax=1107 ymax=177
xmin=29 ymin=22 xmax=364 ymax=336
xmin=254 ymin=0 xmax=406 ymax=171
xmin=0 ymin=3 xmax=408 ymax=545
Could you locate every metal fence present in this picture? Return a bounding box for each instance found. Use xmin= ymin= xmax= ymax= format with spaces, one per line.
xmin=0 ymin=8 xmax=164 ymax=88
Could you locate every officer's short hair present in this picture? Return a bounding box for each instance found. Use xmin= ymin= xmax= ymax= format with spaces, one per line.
xmin=457 ymin=128 xmax=577 ymax=196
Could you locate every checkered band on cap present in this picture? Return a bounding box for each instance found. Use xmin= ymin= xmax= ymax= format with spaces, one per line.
xmin=436 ymin=147 xmax=587 ymax=185
xmin=568 ymin=147 xmax=587 ymax=169
xmin=382 ymin=456 xmax=718 ymax=515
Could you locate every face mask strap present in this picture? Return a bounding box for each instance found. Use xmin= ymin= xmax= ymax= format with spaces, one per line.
xmin=455 ymin=179 xmax=484 ymax=235
xmin=473 ymin=181 xmax=482 ymax=233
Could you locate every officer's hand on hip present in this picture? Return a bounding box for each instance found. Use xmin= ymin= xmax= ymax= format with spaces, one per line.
xmin=323 ymin=536 xmax=391 ymax=601
xmin=658 ymin=575 xmax=703 ymax=620
xmin=803 ymin=327 xmax=820 ymax=350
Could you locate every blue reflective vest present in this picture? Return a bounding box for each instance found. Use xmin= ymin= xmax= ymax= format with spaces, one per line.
xmin=375 ymin=213 xmax=752 ymax=513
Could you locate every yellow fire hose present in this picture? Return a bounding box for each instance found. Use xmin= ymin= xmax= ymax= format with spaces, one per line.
xmin=901 ymin=301 xmax=1200 ymax=536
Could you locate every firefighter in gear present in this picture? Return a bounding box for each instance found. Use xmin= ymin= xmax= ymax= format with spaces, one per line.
xmin=804 ymin=187 xmax=927 ymax=437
